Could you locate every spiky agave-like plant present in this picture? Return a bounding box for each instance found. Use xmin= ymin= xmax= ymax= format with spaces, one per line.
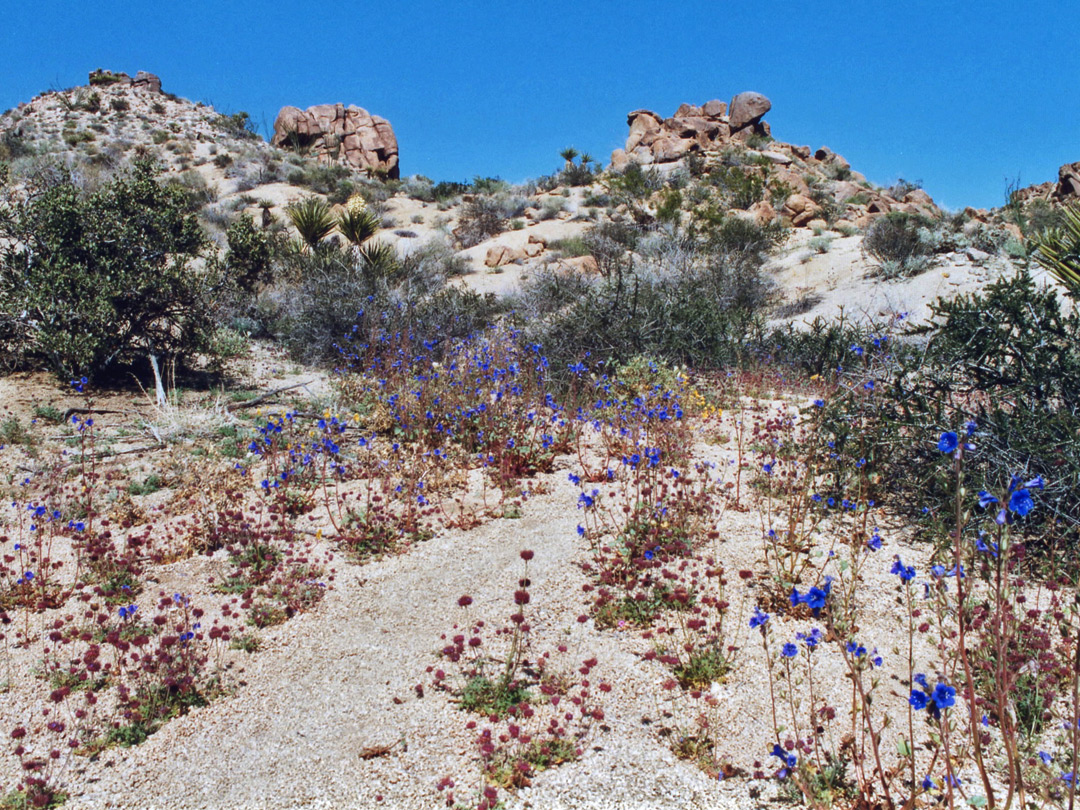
xmin=286 ymin=197 xmax=336 ymax=251
xmin=1031 ymin=202 xmax=1080 ymax=298
xmin=338 ymin=195 xmax=380 ymax=247
xmin=357 ymin=240 xmax=401 ymax=288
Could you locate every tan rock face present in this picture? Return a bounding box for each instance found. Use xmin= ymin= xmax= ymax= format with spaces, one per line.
xmin=271 ymin=103 xmax=399 ymax=178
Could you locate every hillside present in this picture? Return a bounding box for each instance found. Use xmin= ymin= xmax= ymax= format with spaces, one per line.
xmin=0 ymin=71 xmax=1078 ymax=810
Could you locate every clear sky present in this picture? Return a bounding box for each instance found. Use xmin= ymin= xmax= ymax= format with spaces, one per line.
xmin=2 ymin=1 xmax=1076 ymax=210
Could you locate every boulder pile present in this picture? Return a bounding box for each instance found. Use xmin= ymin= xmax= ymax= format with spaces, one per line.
xmin=271 ymin=104 xmax=399 ymax=179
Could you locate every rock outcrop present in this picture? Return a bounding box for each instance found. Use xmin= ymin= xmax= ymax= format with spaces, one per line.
xmin=271 ymin=104 xmax=399 ymax=179
xmin=613 ymin=91 xmax=773 ymax=169
xmin=88 ymin=69 xmax=162 ymax=94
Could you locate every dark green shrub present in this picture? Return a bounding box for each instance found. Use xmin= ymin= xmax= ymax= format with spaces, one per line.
xmin=432 ymin=180 xmax=469 ymax=201
xmin=224 ymin=214 xmax=276 ymax=291
xmin=0 ymin=160 xmax=217 ymax=379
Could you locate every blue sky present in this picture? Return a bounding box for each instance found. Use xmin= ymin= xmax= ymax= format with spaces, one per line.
xmin=3 ymin=1 xmax=1076 ymax=210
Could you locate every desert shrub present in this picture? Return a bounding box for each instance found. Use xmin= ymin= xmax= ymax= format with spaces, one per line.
xmin=863 ymin=211 xmax=932 ymax=277
xmin=400 ymin=238 xmax=470 ymax=280
xmin=514 ymin=229 xmax=775 ymax=374
xmin=287 ymin=162 xmax=351 ymax=197
xmin=558 ymin=150 xmax=599 ymax=187
xmin=915 ymin=271 xmax=1080 ymax=534
xmin=0 ymin=129 xmax=32 ymax=161
xmin=272 ymin=244 xmax=502 ymax=364
xmin=223 ymin=214 xmax=277 ymax=291
xmin=470 ymin=176 xmax=508 ymax=195
xmin=0 ymin=159 xmax=218 ymax=378
xmin=886 ymin=177 xmax=922 ymax=198
xmin=548 ymin=236 xmax=591 ymax=257
xmin=455 ymin=196 xmax=507 ymax=248
xmin=706 ymin=165 xmax=767 ymax=210
xmin=214 ymin=111 xmax=259 ymax=140
xmin=166 ymin=169 xmax=217 ymax=211
xmin=431 ymin=180 xmax=469 ymax=201
xmin=606 ymin=163 xmax=663 ymax=202
xmin=110 ymin=98 xmax=129 ymax=113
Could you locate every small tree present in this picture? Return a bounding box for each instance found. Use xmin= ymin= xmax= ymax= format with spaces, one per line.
xmin=0 ymin=159 xmax=217 ymax=379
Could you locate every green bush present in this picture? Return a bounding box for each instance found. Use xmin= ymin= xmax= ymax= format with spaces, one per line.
xmin=224 ymin=214 xmax=276 ymax=291
xmin=0 ymin=160 xmax=218 ymax=379
xmin=863 ymin=212 xmax=932 ymax=277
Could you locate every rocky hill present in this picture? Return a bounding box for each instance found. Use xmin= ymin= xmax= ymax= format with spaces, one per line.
xmin=0 ymin=72 xmax=1054 ymax=326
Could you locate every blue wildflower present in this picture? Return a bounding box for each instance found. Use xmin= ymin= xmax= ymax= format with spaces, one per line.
xmin=937 ymin=432 xmax=958 ymax=454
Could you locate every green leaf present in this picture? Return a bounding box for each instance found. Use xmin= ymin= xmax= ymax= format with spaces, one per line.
xmin=896 ymin=738 xmax=912 ymax=757
xmin=968 ymin=796 xmax=988 ymax=807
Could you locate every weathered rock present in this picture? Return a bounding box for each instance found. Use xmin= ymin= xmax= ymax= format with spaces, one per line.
xmin=903 ymin=188 xmax=935 ymax=207
xmin=782 ymin=194 xmax=823 ymax=227
xmin=790 ymin=145 xmax=812 ymax=160
xmin=485 ymin=245 xmax=526 ymax=267
xmin=651 ymin=136 xmax=692 ymax=162
xmin=731 ymin=121 xmax=771 ymax=142
xmin=748 ymin=200 xmax=777 ymax=226
xmin=774 ymin=168 xmax=812 ymax=198
xmin=674 ymin=103 xmax=704 ymax=117
xmin=610 ymin=148 xmax=631 ymax=172
xmin=561 ymin=255 xmax=600 ymax=274
xmin=272 ymin=103 xmax=399 ymax=178
xmin=702 ymin=99 xmax=727 ymax=117
xmin=756 ymin=150 xmax=792 ymax=165
xmin=626 ymin=112 xmax=662 ymax=151
xmin=830 ymin=181 xmax=866 ymax=204
xmin=1055 ymin=162 xmax=1080 ymax=199
xmin=131 ymin=71 xmax=162 ymax=93
xmin=728 ymin=92 xmax=771 ymax=130
xmin=806 ymin=218 xmax=829 ymax=232
xmin=965 ymin=247 xmax=991 ymax=264
xmin=523 ymin=234 xmax=546 ymax=258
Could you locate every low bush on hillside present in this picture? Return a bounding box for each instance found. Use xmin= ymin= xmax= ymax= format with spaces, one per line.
xmin=863 ymin=211 xmax=933 ymax=277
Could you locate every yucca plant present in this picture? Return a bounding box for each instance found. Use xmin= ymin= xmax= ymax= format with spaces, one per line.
xmin=357 ymin=240 xmax=401 ymax=287
xmin=338 ymin=206 xmax=380 ymax=247
xmin=1031 ymin=202 xmax=1080 ymax=298
xmin=286 ymin=197 xmax=335 ymax=251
